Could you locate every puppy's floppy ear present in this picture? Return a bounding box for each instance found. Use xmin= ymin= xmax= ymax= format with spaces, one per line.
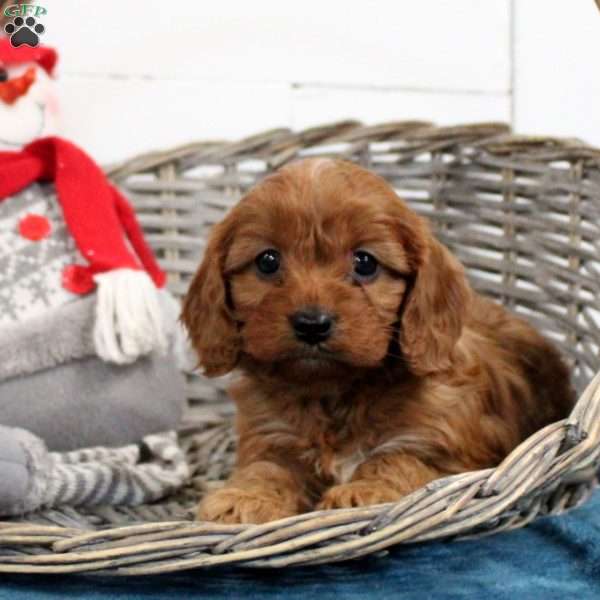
xmin=181 ymin=218 xmax=240 ymax=377
xmin=399 ymin=220 xmax=472 ymax=375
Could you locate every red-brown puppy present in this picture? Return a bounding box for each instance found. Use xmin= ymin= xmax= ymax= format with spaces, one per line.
xmin=182 ymin=158 xmax=574 ymax=524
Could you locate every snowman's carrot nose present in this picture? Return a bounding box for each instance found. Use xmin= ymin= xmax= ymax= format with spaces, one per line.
xmin=0 ymin=66 xmax=36 ymax=105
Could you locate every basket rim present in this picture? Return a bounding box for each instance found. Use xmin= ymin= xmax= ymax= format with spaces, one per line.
xmin=105 ymin=120 xmax=600 ymax=181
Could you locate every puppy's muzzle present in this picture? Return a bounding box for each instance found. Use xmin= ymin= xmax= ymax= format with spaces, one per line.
xmin=289 ymin=308 xmax=334 ymax=345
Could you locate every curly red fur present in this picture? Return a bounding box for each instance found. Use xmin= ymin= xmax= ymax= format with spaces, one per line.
xmin=182 ymin=158 xmax=574 ymax=523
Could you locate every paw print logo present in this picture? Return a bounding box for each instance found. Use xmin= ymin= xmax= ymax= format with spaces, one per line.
xmin=4 ymin=16 xmax=45 ymax=48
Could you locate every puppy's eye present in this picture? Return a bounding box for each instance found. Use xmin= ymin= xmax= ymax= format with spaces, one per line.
xmin=353 ymin=251 xmax=379 ymax=281
xmin=255 ymin=249 xmax=281 ymax=276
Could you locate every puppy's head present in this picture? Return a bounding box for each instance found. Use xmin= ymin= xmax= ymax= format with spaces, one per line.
xmin=182 ymin=159 xmax=471 ymax=380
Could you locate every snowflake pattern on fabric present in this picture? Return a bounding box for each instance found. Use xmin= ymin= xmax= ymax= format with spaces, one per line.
xmin=0 ymin=183 xmax=87 ymax=325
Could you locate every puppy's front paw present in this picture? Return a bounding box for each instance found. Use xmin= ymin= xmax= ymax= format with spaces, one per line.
xmin=197 ymin=486 xmax=299 ymax=524
xmin=317 ymin=481 xmax=400 ymax=510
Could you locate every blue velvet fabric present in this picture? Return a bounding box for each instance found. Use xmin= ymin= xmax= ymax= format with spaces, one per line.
xmin=2 ymin=490 xmax=600 ymax=600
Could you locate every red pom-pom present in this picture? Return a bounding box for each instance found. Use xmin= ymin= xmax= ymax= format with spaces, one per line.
xmin=62 ymin=264 xmax=96 ymax=295
xmin=18 ymin=213 xmax=51 ymax=241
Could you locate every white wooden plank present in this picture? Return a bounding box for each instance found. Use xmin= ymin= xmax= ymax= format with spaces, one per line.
xmin=292 ymin=87 xmax=510 ymax=130
xmin=58 ymin=77 xmax=292 ymax=164
xmin=513 ymin=0 xmax=600 ymax=146
xmin=43 ymin=0 xmax=510 ymax=93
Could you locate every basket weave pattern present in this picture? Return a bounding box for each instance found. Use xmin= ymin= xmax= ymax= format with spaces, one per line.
xmin=2 ymin=121 xmax=600 ymax=574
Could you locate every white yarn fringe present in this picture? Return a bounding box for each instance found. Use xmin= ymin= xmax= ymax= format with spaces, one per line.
xmin=93 ymin=269 xmax=167 ymax=364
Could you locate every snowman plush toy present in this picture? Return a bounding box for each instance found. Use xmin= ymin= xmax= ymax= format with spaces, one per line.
xmin=0 ymin=39 xmax=191 ymax=517
xmin=0 ymin=37 xmax=59 ymax=148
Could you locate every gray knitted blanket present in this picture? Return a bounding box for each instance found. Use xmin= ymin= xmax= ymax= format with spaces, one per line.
xmin=0 ymin=427 xmax=190 ymax=516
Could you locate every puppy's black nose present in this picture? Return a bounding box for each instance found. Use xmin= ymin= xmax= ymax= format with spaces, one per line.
xmin=290 ymin=309 xmax=333 ymax=345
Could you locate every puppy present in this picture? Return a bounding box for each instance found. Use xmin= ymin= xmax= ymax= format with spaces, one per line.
xmin=182 ymin=158 xmax=574 ymax=524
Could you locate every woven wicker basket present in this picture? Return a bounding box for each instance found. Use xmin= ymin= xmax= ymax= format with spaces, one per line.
xmin=2 ymin=120 xmax=600 ymax=575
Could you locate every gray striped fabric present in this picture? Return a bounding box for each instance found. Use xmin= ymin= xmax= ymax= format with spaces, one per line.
xmin=42 ymin=431 xmax=189 ymax=510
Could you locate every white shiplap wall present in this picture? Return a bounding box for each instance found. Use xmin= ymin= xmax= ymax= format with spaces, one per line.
xmin=41 ymin=0 xmax=600 ymax=163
